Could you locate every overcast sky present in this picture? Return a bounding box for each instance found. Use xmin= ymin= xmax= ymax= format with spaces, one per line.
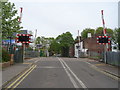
xmin=9 ymin=0 xmax=119 ymax=39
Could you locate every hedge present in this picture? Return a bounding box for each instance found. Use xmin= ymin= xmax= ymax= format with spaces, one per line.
xmin=2 ymin=48 xmax=10 ymax=62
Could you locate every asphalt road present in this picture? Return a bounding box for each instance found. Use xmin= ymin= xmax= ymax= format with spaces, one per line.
xmin=5 ymin=57 xmax=119 ymax=89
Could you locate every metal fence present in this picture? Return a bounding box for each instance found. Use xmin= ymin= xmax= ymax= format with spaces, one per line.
xmin=88 ymin=51 xmax=101 ymax=57
xmin=14 ymin=47 xmax=23 ymax=63
xmin=25 ymin=51 xmax=40 ymax=58
xmin=85 ymin=50 xmax=120 ymax=66
xmin=106 ymin=51 xmax=120 ymax=66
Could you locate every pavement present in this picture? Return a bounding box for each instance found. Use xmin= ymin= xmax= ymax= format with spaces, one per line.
xmin=1 ymin=57 xmax=39 ymax=89
xmin=1 ymin=57 xmax=119 ymax=89
xmin=81 ymin=58 xmax=119 ymax=78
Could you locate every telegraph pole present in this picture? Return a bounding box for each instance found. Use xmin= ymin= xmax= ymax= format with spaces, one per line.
xmin=34 ymin=29 xmax=37 ymax=51
xmin=78 ymin=30 xmax=80 ymax=58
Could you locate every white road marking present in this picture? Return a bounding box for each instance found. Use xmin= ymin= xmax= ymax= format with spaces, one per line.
xmin=58 ymin=58 xmax=79 ymax=88
xmin=34 ymin=60 xmax=38 ymax=63
xmin=60 ymin=58 xmax=87 ymax=89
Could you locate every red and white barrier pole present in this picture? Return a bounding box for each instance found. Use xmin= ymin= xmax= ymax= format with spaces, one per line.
xmin=18 ymin=7 xmax=23 ymax=22
xmin=101 ymin=10 xmax=106 ymax=36
xmin=101 ymin=10 xmax=108 ymax=63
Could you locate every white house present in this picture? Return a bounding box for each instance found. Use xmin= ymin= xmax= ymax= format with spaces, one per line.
xmin=74 ymin=41 xmax=88 ymax=58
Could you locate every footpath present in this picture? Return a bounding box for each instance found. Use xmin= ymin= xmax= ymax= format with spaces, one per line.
xmin=0 ymin=57 xmax=39 ymax=89
xmin=82 ymin=58 xmax=119 ymax=79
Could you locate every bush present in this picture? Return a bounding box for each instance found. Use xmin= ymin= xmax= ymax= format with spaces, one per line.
xmin=2 ymin=48 xmax=11 ymax=62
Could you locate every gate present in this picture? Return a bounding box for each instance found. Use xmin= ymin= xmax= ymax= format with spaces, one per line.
xmin=14 ymin=47 xmax=23 ymax=63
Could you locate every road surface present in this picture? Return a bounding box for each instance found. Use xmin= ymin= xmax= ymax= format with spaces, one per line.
xmin=4 ymin=57 xmax=119 ymax=89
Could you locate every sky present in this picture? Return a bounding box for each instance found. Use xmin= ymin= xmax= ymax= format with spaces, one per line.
xmin=9 ymin=0 xmax=119 ymax=39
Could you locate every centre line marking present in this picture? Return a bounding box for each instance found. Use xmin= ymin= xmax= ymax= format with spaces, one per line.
xmin=34 ymin=60 xmax=38 ymax=63
xmin=58 ymin=58 xmax=79 ymax=88
xmin=60 ymin=58 xmax=87 ymax=89
xmin=58 ymin=57 xmax=87 ymax=89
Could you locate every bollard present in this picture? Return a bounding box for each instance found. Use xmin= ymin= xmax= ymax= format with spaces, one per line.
xmin=10 ymin=54 xmax=14 ymax=65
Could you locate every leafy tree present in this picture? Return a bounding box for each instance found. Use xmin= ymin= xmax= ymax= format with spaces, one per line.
xmin=35 ymin=36 xmax=54 ymax=45
xmin=2 ymin=1 xmax=22 ymax=39
xmin=95 ymin=27 xmax=113 ymax=37
xmin=49 ymin=32 xmax=74 ymax=57
xmin=2 ymin=48 xmax=10 ymax=62
xmin=106 ymin=28 xmax=114 ymax=37
xmin=113 ymin=28 xmax=120 ymax=50
xmin=49 ymin=40 xmax=60 ymax=55
xmin=95 ymin=27 xmax=104 ymax=35
xmin=35 ymin=36 xmax=54 ymax=56
xmin=35 ymin=37 xmax=41 ymax=45
xmin=81 ymin=28 xmax=95 ymax=39
xmin=56 ymin=32 xmax=74 ymax=57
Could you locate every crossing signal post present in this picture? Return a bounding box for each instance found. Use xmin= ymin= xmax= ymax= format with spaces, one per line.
xmin=101 ymin=10 xmax=109 ymax=63
xmin=97 ymin=36 xmax=111 ymax=63
xmin=16 ymin=34 xmax=32 ymax=62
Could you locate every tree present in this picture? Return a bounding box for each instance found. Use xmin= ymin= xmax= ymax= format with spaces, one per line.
xmin=49 ymin=32 xmax=74 ymax=57
xmin=2 ymin=1 xmax=22 ymax=39
xmin=56 ymin=32 xmax=74 ymax=57
xmin=81 ymin=28 xmax=95 ymax=39
xmin=95 ymin=27 xmax=104 ymax=35
xmin=49 ymin=40 xmax=60 ymax=55
xmin=35 ymin=37 xmax=41 ymax=45
xmin=95 ymin=27 xmax=113 ymax=37
xmin=113 ymin=28 xmax=120 ymax=50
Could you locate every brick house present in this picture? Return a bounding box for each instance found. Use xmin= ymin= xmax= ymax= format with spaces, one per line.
xmin=82 ymin=35 xmax=111 ymax=57
xmin=74 ymin=35 xmax=111 ymax=58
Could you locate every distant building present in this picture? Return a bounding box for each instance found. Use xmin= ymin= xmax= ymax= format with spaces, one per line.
xmin=69 ymin=45 xmax=74 ymax=58
xmin=19 ymin=30 xmax=28 ymax=34
xmin=74 ymin=35 xmax=112 ymax=58
xmin=74 ymin=36 xmax=88 ymax=58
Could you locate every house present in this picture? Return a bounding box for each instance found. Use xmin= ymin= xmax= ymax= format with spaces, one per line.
xmin=69 ymin=45 xmax=74 ymax=57
xmin=74 ymin=36 xmax=88 ymax=58
xmin=74 ymin=35 xmax=112 ymax=58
